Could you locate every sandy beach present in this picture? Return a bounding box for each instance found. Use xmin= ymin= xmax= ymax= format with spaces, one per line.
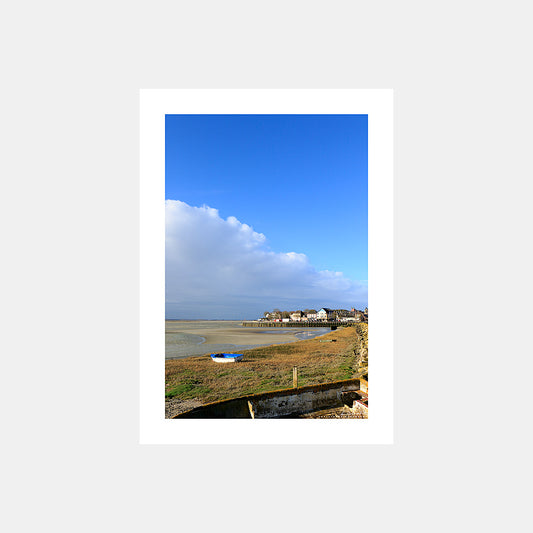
xmin=165 ymin=320 xmax=329 ymax=359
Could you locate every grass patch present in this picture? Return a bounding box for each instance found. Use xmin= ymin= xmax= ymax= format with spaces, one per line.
xmin=165 ymin=384 xmax=212 ymax=400
xmin=165 ymin=325 xmax=368 ymax=404
xmin=165 ymin=383 xmax=195 ymax=398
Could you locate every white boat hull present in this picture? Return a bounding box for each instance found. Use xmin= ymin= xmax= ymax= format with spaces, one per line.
xmin=211 ymin=355 xmax=243 ymax=363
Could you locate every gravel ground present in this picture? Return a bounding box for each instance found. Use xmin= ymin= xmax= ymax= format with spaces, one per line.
xmin=165 ymin=398 xmax=203 ymax=419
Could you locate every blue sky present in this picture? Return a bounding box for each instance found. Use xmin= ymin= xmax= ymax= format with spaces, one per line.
xmin=165 ymin=114 xmax=368 ymax=319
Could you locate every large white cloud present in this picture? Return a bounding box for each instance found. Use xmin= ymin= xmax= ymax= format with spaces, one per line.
xmin=166 ymin=200 xmax=367 ymax=318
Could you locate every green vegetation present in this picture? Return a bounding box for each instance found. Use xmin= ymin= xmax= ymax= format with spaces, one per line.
xmin=165 ymin=382 xmax=212 ymax=399
xmin=165 ymin=324 xmax=368 ymax=405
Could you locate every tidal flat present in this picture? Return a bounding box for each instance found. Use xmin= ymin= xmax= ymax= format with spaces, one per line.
xmin=165 ymin=320 xmax=329 ymax=359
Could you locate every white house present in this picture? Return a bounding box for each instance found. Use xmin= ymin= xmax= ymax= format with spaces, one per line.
xmin=290 ymin=311 xmax=303 ymax=321
xmin=317 ymin=308 xmax=335 ymax=320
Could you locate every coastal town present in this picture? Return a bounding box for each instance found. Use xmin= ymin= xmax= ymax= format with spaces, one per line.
xmin=256 ymin=307 xmax=368 ymax=324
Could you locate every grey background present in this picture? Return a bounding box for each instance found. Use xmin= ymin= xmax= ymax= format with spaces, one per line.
xmin=2 ymin=1 xmax=531 ymax=532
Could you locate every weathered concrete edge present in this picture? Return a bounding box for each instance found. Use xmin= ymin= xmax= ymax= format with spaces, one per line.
xmin=172 ymin=378 xmax=362 ymax=419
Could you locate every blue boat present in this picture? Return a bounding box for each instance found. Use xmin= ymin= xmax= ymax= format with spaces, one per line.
xmin=210 ymin=353 xmax=244 ymax=363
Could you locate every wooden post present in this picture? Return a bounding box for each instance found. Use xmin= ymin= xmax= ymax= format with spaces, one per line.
xmin=293 ymin=366 xmax=298 ymax=388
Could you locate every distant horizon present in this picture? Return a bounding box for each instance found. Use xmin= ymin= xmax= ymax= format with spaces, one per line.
xmin=165 ymin=305 xmax=368 ymax=321
xmin=165 ymin=316 xmax=267 ymax=319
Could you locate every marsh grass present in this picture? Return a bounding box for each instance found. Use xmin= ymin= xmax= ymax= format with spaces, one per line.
xmin=165 ymin=325 xmax=368 ymax=403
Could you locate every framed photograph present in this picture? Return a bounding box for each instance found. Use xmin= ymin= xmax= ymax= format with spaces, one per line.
xmin=140 ymin=89 xmax=393 ymax=444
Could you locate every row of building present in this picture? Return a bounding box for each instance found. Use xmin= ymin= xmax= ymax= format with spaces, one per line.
xmin=261 ymin=307 xmax=368 ymax=323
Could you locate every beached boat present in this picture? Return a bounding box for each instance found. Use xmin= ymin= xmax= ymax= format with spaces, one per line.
xmin=210 ymin=353 xmax=243 ymax=363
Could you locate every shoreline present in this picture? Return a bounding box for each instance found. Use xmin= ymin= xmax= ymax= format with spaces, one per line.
xmin=165 ymin=320 xmax=330 ymax=359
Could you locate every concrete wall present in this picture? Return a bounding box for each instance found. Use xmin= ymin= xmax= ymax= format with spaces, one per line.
xmin=174 ymin=378 xmax=362 ymax=419
xmin=250 ymin=381 xmax=360 ymax=418
xmin=176 ymin=397 xmax=252 ymax=418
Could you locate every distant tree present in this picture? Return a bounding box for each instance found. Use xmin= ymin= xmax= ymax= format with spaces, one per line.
xmin=263 ymin=311 xmax=270 ymax=317
xmin=281 ymin=311 xmax=290 ymax=318
xmin=304 ymin=309 xmax=317 ymax=314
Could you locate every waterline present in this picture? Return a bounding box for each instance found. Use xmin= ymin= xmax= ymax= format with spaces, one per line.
xmin=165 ymin=320 xmax=330 ymax=359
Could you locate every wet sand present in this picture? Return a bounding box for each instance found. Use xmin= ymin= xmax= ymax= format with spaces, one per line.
xmin=165 ymin=320 xmax=329 ymax=359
